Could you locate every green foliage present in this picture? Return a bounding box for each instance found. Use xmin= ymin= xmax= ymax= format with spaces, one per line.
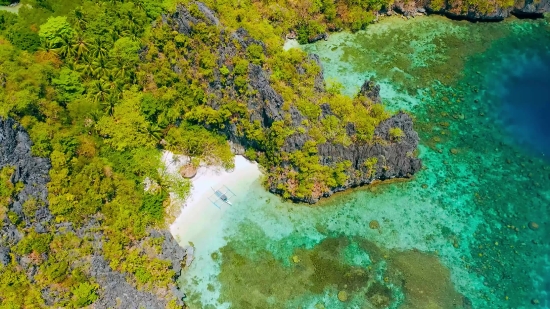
xmin=246 ymin=44 xmax=264 ymax=65
xmin=71 ymin=282 xmax=99 ymax=307
xmin=38 ymin=16 xmax=75 ymax=44
xmin=52 ymin=68 xmax=85 ymax=104
xmin=13 ymin=230 xmax=53 ymax=255
xmin=141 ymin=190 xmax=168 ymax=222
xmin=8 ymin=24 xmax=41 ymax=52
xmin=364 ymin=157 xmax=378 ymax=178
xmin=0 ymin=166 xmax=16 ymax=208
xmin=165 ymin=124 xmax=234 ymax=169
xmin=389 ymin=127 xmax=404 ymax=141
xmin=220 ymin=65 xmax=230 ymax=76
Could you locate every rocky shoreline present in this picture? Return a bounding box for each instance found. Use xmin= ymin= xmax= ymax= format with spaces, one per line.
xmin=389 ymin=0 xmax=549 ymax=21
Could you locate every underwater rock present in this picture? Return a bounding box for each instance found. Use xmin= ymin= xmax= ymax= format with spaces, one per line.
xmin=185 ymin=246 xmax=195 ymax=267
xmin=528 ymin=222 xmax=539 ymax=230
xmin=337 ymin=290 xmax=348 ymax=302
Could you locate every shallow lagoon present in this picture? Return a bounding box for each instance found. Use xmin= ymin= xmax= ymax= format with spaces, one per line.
xmin=178 ymin=15 xmax=550 ymax=309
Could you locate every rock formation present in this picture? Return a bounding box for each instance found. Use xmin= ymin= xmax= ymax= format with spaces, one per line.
xmin=163 ymin=2 xmax=423 ymax=203
xmin=0 ymin=117 xmax=186 ymax=308
xmin=389 ymin=0 xmax=549 ymax=20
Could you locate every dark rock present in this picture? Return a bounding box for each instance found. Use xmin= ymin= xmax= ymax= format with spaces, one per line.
xmin=0 ymin=246 xmax=10 ymax=266
xmin=282 ymin=133 xmax=310 ymax=153
xmin=1 ymin=118 xmax=187 ymax=307
xmin=273 ymin=111 xmax=421 ymax=203
xmin=309 ymin=54 xmax=325 ymax=92
xmin=156 ymin=3 xmax=423 ymax=204
xmin=195 ymin=1 xmax=220 ymax=25
xmin=89 ymin=255 xmax=168 ymax=309
xmin=308 ymin=32 xmax=328 ymax=43
xmin=247 ymin=64 xmax=285 ymax=127
xmin=0 ymin=117 xmax=51 ymax=224
xmin=320 ymin=103 xmax=333 ymax=118
xmin=158 ymin=230 xmax=186 ymax=275
xmin=163 ymin=1 xmax=219 ymax=36
xmin=359 ymin=79 xmax=381 ymax=103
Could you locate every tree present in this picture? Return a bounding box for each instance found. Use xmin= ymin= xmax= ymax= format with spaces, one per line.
xmin=71 ymin=282 xmax=99 ymax=307
xmin=38 ymin=16 xmax=75 ymax=46
xmin=52 ymin=68 xmax=85 ymax=104
xmin=72 ymin=33 xmax=90 ymax=59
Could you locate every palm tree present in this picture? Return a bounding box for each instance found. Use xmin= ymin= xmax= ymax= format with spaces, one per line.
xmin=41 ymin=40 xmax=57 ymax=53
xmin=70 ymin=7 xmax=88 ymax=31
xmin=126 ymin=23 xmax=141 ymax=41
xmin=77 ymin=55 xmax=95 ymax=78
xmin=92 ymin=56 xmax=113 ymax=79
xmin=90 ymin=38 xmax=110 ymax=60
xmin=90 ymin=80 xmax=110 ymax=103
xmin=72 ymin=34 xmax=90 ymax=59
xmin=140 ymin=123 xmax=163 ymax=142
xmin=55 ymin=34 xmax=76 ymax=59
xmin=108 ymin=26 xmax=129 ymax=43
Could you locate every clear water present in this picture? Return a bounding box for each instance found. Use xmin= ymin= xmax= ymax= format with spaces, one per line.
xmin=178 ymin=15 xmax=550 ymax=309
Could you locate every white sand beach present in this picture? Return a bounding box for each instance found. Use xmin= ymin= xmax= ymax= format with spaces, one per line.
xmin=168 ymin=154 xmax=262 ymax=248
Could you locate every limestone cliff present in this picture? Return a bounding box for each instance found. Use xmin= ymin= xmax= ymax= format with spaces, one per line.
xmin=163 ymin=3 xmax=423 ymax=203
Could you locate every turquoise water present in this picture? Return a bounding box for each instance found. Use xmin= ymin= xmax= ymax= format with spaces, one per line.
xmin=179 ymin=15 xmax=550 ymax=309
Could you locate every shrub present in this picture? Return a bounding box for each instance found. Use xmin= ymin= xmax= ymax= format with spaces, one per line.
xmin=389 ymin=127 xmax=404 ymax=141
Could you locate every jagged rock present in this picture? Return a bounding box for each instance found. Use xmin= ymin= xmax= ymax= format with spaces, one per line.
xmin=157 ymin=230 xmax=187 ymax=275
xmin=0 ymin=117 xmax=51 ymax=227
xmin=309 ymin=54 xmax=325 ymax=92
xmin=359 ymin=79 xmax=381 ymax=104
xmin=320 ymin=103 xmax=333 ymax=118
xmin=248 ymin=64 xmax=285 ymax=127
xmin=277 ymin=110 xmax=421 ymax=203
xmin=159 ymin=3 xmax=422 ymax=204
xmin=89 ymin=255 xmax=170 ymax=309
xmin=1 ymin=118 xmax=187 ymax=307
xmin=163 ymin=1 xmax=219 ymax=36
xmin=0 ymin=246 xmax=10 ymax=266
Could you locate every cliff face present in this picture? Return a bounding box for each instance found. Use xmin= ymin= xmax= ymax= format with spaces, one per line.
xmin=390 ymin=0 xmax=549 ymax=20
xmin=0 ymin=118 xmax=186 ymax=308
xmin=164 ymin=3 xmax=423 ymax=203
xmin=0 ymin=118 xmax=51 ymax=266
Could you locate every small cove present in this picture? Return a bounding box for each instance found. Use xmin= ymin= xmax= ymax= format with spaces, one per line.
xmin=177 ymin=15 xmax=550 ymax=309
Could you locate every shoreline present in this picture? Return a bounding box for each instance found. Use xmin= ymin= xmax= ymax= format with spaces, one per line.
xmin=168 ymin=154 xmax=262 ymax=249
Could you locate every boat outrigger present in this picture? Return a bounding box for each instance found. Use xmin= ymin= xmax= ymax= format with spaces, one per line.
xmin=208 ymin=185 xmax=236 ymax=208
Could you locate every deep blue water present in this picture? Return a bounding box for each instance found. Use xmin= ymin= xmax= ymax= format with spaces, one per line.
xmin=499 ymin=56 xmax=550 ymax=159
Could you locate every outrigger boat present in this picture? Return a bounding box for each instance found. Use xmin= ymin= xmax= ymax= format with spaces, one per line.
xmin=208 ymin=185 xmax=236 ymax=208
